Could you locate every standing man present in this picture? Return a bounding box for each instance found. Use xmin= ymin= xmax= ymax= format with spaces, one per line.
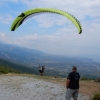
xmin=65 ymin=66 xmax=80 ymax=100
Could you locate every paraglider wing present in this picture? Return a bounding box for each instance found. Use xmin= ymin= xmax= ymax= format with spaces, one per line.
xmin=11 ymin=8 xmax=82 ymax=34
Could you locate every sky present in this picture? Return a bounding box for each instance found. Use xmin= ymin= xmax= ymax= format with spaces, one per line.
xmin=0 ymin=0 xmax=100 ymax=62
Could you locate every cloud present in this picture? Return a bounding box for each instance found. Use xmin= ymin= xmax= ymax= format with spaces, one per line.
xmin=32 ymin=13 xmax=69 ymax=28
xmin=0 ymin=32 xmax=6 ymax=37
xmin=0 ymin=14 xmax=14 ymax=24
xmin=0 ymin=32 xmax=9 ymax=43
xmin=17 ymin=0 xmax=100 ymax=29
xmin=0 ymin=22 xmax=100 ymax=57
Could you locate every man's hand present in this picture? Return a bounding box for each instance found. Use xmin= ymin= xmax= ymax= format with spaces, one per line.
xmin=66 ymin=85 xmax=69 ymax=89
xmin=66 ymin=79 xmax=70 ymax=89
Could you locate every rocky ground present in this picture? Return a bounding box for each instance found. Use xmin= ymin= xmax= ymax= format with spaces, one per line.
xmin=0 ymin=74 xmax=91 ymax=100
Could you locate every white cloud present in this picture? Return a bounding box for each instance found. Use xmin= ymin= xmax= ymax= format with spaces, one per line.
xmin=0 ymin=14 xmax=14 ymax=24
xmin=0 ymin=22 xmax=100 ymax=57
xmin=33 ymin=13 xmax=69 ymax=28
xmin=0 ymin=32 xmax=10 ymax=43
xmin=17 ymin=0 xmax=100 ymax=30
xmin=0 ymin=32 xmax=5 ymax=37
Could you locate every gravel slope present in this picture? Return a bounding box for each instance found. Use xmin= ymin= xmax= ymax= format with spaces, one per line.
xmin=0 ymin=75 xmax=90 ymax=100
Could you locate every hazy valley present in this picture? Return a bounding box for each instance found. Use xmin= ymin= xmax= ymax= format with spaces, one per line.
xmin=0 ymin=41 xmax=100 ymax=79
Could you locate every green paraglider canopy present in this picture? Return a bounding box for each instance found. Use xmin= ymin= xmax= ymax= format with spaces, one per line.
xmin=11 ymin=8 xmax=82 ymax=34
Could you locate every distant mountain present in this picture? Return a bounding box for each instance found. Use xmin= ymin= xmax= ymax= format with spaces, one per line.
xmin=0 ymin=41 xmax=93 ymax=66
xmin=0 ymin=41 xmax=46 ymax=64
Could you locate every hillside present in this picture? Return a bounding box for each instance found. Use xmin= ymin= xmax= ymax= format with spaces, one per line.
xmin=0 ymin=65 xmax=21 ymax=74
xmin=0 ymin=41 xmax=45 ymax=64
xmin=0 ymin=58 xmax=38 ymax=74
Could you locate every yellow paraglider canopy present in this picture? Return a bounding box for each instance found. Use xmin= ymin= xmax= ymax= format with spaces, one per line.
xmin=11 ymin=8 xmax=82 ymax=34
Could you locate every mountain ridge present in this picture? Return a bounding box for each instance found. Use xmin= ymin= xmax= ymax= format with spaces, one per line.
xmin=0 ymin=41 xmax=93 ymax=65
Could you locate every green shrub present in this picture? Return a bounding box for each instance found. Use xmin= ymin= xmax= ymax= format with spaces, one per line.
xmin=92 ymin=93 xmax=100 ymax=100
xmin=0 ymin=65 xmax=21 ymax=74
xmin=80 ymin=77 xmax=88 ymax=80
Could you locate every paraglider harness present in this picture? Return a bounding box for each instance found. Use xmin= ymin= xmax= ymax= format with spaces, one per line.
xmin=38 ymin=65 xmax=45 ymax=74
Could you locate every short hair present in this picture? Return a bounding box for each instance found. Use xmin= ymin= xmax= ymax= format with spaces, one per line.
xmin=72 ymin=66 xmax=77 ymax=70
